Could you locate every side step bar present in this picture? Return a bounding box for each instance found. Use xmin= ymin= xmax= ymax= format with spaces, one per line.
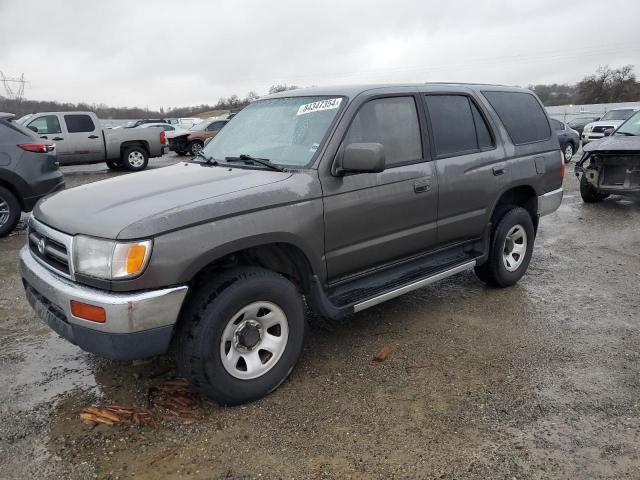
xmin=308 ymin=260 xmax=477 ymax=320
xmin=353 ymin=260 xmax=476 ymax=312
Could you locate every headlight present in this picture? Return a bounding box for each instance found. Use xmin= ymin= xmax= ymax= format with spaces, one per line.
xmin=583 ymin=123 xmax=593 ymax=133
xmin=73 ymin=236 xmax=152 ymax=280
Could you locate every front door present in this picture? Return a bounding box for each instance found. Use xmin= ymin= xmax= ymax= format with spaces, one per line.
xmin=321 ymin=95 xmax=438 ymax=281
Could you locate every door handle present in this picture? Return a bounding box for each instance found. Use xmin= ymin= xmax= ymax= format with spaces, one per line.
xmin=52 ymin=137 xmax=64 ymax=141
xmin=88 ymin=135 xmax=99 ymax=139
xmin=492 ymin=165 xmax=505 ymax=176
xmin=414 ymin=178 xmax=431 ymax=193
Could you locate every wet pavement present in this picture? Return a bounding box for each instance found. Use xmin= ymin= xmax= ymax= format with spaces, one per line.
xmin=1 ymin=154 xmax=639 ymax=479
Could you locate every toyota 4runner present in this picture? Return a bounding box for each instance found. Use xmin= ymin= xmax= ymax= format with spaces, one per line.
xmin=20 ymin=84 xmax=563 ymax=405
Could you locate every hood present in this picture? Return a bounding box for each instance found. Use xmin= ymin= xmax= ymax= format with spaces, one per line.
xmin=583 ymin=135 xmax=640 ymax=152
xmin=34 ymin=162 xmax=296 ymax=239
xmin=588 ymin=119 xmax=627 ymax=128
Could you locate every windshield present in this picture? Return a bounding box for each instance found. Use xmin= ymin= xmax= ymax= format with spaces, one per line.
xmin=568 ymin=117 xmax=596 ymax=126
xmin=601 ymin=109 xmax=635 ymax=121
xmin=614 ymin=111 xmax=640 ymax=136
xmin=15 ymin=114 xmax=33 ymax=125
xmin=201 ymin=96 xmax=345 ymax=168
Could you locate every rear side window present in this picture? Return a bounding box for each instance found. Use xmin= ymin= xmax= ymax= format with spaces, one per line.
xmin=345 ymin=96 xmax=422 ymax=166
xmin=482 ymin=91 xmax=551 ymax=145
xmin=26 ymin=115 xmax=62 ymax=135
xmin=64 ymin=114 xmax=95 ymax=133
xmin=424 ymin=95 xmax=494 ymax=156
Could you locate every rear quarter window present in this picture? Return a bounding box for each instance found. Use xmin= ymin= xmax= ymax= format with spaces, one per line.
xmin=482 ymin=91 xmax=551 ymax=145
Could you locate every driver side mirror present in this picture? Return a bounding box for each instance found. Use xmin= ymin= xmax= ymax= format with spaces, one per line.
xmin=603 ymin=128 xmax=614 ymax=137
xmin=28 ymin=125 xmax=38 ymax=133
xmin=335 ymin=143 xmax=385 ymax=175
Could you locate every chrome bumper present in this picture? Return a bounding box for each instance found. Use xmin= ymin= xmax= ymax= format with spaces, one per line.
xmin=19 ymin=246 xmax=188 ymax=334
xmin=538 ymin=187 xmax=563 ymax=217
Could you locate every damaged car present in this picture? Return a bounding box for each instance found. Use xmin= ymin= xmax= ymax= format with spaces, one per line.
xmin=575 ymin=110 xmax=640 ymax=202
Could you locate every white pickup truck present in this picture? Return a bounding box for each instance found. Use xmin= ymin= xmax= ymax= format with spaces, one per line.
xmin=18 ymin=111 xmax=166 ymax=171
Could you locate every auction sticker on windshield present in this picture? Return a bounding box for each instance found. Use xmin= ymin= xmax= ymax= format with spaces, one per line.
xmin=297 ymin=98 xmax=342 ymax=116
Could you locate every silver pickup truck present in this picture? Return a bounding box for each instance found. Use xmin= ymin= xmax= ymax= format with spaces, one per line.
xmin=18 ymin=111 xmax=166 ymax=171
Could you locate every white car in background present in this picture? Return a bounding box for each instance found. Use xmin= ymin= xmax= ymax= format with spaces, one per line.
xmin=582 ymin=107 xmax=640 ymax=144
xmin=138 ymin=122 xmax=190 ymax=135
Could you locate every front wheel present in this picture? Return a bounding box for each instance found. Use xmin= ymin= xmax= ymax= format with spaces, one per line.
xmin=121 ymin=146 xmax=149 ymax=171
xmin=188 ymin=140 xmax=204 ymax=156
xmin=580 ymin=175 xmax=609 ymax=203
xmin=474 ymin=206 xmax=535 ymax=287
xmin=176 ymin=267 xmax=305 ymax=405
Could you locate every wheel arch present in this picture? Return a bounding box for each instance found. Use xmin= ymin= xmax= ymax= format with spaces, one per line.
xmin=120 ymin=141 xmax=150 ymax=158
xmin=490 ymin=184 xmax=539 ymax=232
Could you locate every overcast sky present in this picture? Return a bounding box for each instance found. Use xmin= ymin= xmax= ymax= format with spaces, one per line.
xmin=1 ymin=0 xmax=639 ymax=110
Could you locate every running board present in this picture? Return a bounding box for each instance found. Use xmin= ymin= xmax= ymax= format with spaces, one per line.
xmin=353 ymin=260 xmax=476 ymax=312
xmin=307 ymin=259 xmax=478 ymax=320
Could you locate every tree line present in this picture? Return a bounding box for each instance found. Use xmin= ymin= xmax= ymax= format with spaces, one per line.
xmin=0 ymin=83 xmax=299 ymax=120
xmin=530 ymin=65 xmax=640 ymax=106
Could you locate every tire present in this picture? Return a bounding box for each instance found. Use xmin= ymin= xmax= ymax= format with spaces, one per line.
xmin=106 ymin=160 xmax=120 ymax=170
xmin=188 ymin=140 xmax=204 ymax=156
xmin=0 ymin=186 xmax=21 ymax=238
xmin=176 ymin=267 xmax=305 ymax=406
xmin=474 ymin=206 xmax=535 ymax=288
xmin=121 ymin=146 xmax=149 ymax=171
xmin=563 ymin=142 xmax=575 ymax=163
xmin=580 ymin=175 xmax=609 ymax=203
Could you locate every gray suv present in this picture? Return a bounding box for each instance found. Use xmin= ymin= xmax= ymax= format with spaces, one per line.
xmin=0 ymin=113 xmax=64 ymax=236
xmin=19 ymin=84 xmax=563 ymax=405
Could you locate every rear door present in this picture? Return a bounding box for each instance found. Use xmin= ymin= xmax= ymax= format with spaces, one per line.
xmin=321 ymin=94 xmax=438 ymax=281
xmin=60 ymin=114 xmax=104 ymax=164
xmin=423 ymin=92 xmax=506 ymax=246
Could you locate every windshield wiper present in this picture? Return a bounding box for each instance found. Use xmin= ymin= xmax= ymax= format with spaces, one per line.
xmin=194 ymin=151 xmax=218 ymax=165
xmin=615 ymin=131 xmax=636 ymax=136
xmin=225 ymin=154 xmax=286 ymax=172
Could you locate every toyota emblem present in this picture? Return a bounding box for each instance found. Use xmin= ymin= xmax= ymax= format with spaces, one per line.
xmin=37 ymin=237 xmax=46 ymax=255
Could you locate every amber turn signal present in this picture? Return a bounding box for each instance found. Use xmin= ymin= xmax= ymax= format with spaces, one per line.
xmin=70 ymin=300 xmax=106 ymax=323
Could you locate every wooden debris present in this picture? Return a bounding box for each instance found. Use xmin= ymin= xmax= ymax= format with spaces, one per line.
xmin=373 ymin=345 xmax=393 ymax=362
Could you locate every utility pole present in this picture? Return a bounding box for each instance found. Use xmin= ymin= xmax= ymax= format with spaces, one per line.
xmin=0 ymin=71 xmax=28 ymax=100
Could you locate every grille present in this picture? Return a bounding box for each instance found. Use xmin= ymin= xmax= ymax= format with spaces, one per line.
xmin=592 ymin=125 xmax=614 ymax=134
xmin=28 ymin=220 xmax=72 ymax=278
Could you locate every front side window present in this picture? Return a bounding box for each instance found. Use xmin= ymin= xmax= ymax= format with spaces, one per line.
xmin=345 ymin=96 xmax=422 ymax=166
xmin=425 ymin=95 xmax=494 ymax=156
xmin=27 ymin=115 xmax=62 ymax=135
xmin=203 ymin=96 xmax=344 ymax=167
xmin=482 ymin=91 xmax=551 ymax=145
xmin=64 ymin=114 xmax=95 ymax=133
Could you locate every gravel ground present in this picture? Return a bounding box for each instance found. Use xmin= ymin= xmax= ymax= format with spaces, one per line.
xmin=1 ymin=153 xmax=639 ymax=479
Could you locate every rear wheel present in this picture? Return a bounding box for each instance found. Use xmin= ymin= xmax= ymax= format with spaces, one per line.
xmin=121 ymin=146 xmax=149 ymax=171
xmin=580 ymin=175 xmax=609 ymax=203
xmin=188 ymin=140 xmax=204 ymax=156
xmin=176 ymin=267 xmax=305 ymax=405
xmin=474 ymin=206 xmax=535 ymax=287
xmin=563 ymin=143 xmax=574 ymax=163
xmin=0 ymin=186 xmax=21 ymax=238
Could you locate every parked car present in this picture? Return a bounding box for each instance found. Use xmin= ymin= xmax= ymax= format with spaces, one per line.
xmin=567 ymin=116 xmax=600 ymax=137
xmin=167 ymin=118 xmax=227 ymax=156
xmin=127 ymin=119 xmax=168 ymax=128
xmin=138 ymin=122 xmax=189 ymax=134
xmin=0 ymin=112 xmax=64 ymax=236
xmin=19 ymin=112 xmax=166 ymax=171
xmin=166 ymin=118 xmax=201 ymax=129
xmin=575 ymin=109 xmax=640 ymax=202
xmin=19 ymin=84 xmax=562 ymax=405
xmin=581 ymin=108 xmax=640 ymax=144
xmin=550 ymin=118 xmax=580 ymax=162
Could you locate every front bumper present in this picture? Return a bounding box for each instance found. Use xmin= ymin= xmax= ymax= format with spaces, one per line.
xmin=20 ymin=246 xmax=189 ymax=360
xmin=538 ymin=187 xmax=563 ymax=216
